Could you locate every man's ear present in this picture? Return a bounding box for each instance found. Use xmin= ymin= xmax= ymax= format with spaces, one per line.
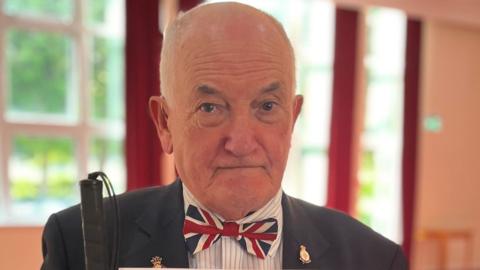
xmin=149 ymin=96 xmax=173 ymax=154
xmin=292 ymin=94 xmax=303 ymax=127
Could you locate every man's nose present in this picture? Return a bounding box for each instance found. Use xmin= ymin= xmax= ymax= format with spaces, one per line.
xmin=224 ymin=113 xmax=259 ymax=157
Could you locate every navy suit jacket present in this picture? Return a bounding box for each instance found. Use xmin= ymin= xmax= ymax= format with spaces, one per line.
xmin=41 ymin=180 xmax=407 ymax=269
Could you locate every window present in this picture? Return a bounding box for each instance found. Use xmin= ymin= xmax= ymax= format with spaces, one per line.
xmin=356 ymin=7 xmax=407 ymax=243
xmin=206 ymin=0 xmax=336 ymax=206
xmin=0 ymin=0 xmax=125 ymax=225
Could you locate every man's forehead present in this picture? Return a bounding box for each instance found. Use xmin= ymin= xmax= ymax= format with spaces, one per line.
xmin=175 ymin=3 xmax=284 ymax=45
xmin=160 ymin=2 xmax=296 ymax=103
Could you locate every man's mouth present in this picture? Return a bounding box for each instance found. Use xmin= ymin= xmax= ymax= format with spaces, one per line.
xmin=218 ymin=165 xmax=263 ymax=170
xmin=213 ymin=165 xmax=266 ymax=176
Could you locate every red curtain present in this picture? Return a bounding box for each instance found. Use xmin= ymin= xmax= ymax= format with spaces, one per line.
xmin=402 ymin=18 xmax=422 ymax=259
xmin=125 ymin=0 xmax=201 ymax=190
xmin=179 ymin=0 xmax=200 ymax=11
xmin=125 ymin=0 xmax=163 ymax=190
xmin=326 ymin=8 xmax=359 ymax=214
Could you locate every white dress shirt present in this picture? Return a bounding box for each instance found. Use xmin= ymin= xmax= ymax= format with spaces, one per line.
xmin=183 ymin=184 xmax=283 ymax=269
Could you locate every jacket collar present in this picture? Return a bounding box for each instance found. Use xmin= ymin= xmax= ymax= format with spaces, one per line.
xmin=282 ymin=193 xmax=330 ymax=269
xmin=123 ymin=180 xmax=189 ymax=268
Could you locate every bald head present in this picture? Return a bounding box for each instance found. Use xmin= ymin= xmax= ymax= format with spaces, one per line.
xmin=160 ymin=2 xmax=295 ymax=101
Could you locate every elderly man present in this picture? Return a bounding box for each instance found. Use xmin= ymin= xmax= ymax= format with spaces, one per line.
xmin=41 ymin=2 xmax=407 ymax=269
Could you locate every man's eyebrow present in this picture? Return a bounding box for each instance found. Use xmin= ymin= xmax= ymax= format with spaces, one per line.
xmin=261 ymin=82 xmax=281 ymax=93
xmin=196 ymin=84 xmax=221 ymax=96
xmin=196 ymin=82 xmax=282 ymax=97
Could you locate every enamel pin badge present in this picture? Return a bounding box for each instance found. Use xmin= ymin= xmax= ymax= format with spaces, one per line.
xmin=150 ymin=256 xmax=163 ymax=268
xmin=299 ymin=245 xmax=311 ymax=264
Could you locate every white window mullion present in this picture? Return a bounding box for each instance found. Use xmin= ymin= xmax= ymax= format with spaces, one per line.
xmin=0 ymin=0 xmax=9 ymax=222
xmin=0 ymin=133 xmax=11 ymax=222
xmin=0 ymin=132 xmax=13 ymax=221
xmin=74 ymin=0 xmax=89 ymax=182
xmin=2 ymin=14 xmax=74 ymax=34
xmin=4 ymin=123 xmax=84 ymax=136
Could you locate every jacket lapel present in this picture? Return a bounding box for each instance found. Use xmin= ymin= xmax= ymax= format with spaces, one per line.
xmin=282 ymin=194 xmax=330 ymax=269
xmin=120 ymin=184 xmax=331 ymax=268
xmin=122 ymin=181 xmax=189 ymax=268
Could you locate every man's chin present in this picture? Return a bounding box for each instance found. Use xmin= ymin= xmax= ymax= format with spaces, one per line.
xmin=214 ymin=175 xmax=271 ymax=192
xmin=213 ymin=167 xmax=269 ymax=182
xmin=209 ymin=180 xmax=276 ymax=211
xmin=208 ymin=192 xmax=271 ymax=220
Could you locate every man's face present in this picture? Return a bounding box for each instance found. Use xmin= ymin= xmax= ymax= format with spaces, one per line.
xmin=155 ymin=11 xmax=302 ymax=220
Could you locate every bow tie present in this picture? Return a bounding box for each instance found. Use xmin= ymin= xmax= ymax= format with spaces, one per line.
xmin=183 ymin=204 xmax=278 ymax=259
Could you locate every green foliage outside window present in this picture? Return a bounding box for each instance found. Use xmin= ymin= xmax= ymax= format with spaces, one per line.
xmin=91 ymin=36 xmax=125 ymax=121
xmin=3 ymin=0 xmax=73 ymax=21
xmin=10 ymin=136 xmax=75 ymax=202
xmin=93 ymin=38 xmax=108 ymax=119
xmin=87 ymin=0 xmax=109 ymax=25
xmin=7 ymin=29 xmax=72 ymax=115
xmin=90 ymin=138 xmax=123 ymax=169
xmin=358 ymin=150 xmax=376 ymax=226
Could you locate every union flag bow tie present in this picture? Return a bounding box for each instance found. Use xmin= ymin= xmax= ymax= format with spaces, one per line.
xmin=183 ymin=204 xmax=278 ymax=259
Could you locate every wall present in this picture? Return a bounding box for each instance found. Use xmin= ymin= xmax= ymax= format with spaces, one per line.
xmin=334 ymin=0 xmax=480 ymax=28
xmin=0 ymin=227 xmax=43 ymax=269
xmin=412 ymin=20 xmax=480 ymax=269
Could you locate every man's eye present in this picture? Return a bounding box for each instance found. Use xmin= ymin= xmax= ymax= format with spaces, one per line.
xmin=261 ymin=101 xmax=275 ymax=111
xmin=199 ymin=103 xmax=217 ymax=113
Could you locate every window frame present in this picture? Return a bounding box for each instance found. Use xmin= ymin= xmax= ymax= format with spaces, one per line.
xmin=0 ymin=0 xmax=125 ymax=225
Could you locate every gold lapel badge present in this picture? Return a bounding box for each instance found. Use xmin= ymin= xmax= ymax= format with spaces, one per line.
xmin=150 ymin=256 xmax=163 ymax=268
xmin=299 ymin=245 xmax=311 ymax=264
